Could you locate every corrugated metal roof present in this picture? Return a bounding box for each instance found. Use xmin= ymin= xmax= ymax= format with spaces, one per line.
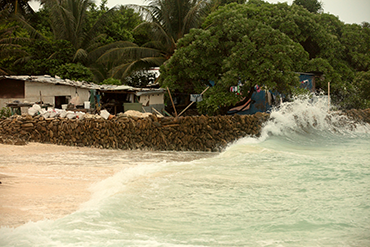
xmin=1 ymin=75 xmax=165 ymax=94
xmin=1 ymin=75 xmax=101 ymax=90
xmin=136 ymin=89 xmax=165 ymax=96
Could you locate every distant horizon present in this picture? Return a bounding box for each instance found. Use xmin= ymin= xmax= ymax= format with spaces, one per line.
xmin=28 ymin=0 xmax=370 ymax=25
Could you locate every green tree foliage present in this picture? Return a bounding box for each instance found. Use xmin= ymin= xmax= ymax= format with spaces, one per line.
xmin=205 ymin=2 xmax=347 ymax=100
xmin=5 ymin=39 xmax=75 ymax=75
xmin=99 ymin=0 xmax=210 ymax=81
xmin=351 ymin=71 xmax=370 ymax=109
xmin=51 ymin=63 xmax=94 ymax=82
xmin=27 ymin=8 xmax=53 ymax=38
xmin=0 ymin=107 xmax=11 ymax=118
xmin=41 ymin=0 xmax=117 ymax=63
xmin=160 ymin=2 xmax=370 ymax=113
xmin=0 ymin=22 xmax=29 ymax=74
xmin=0 ymin=9 xmax=28 ymax=74
xmin=100 ymin=77 xmax=121 ymax=85
xmin=210 ymin=0 xmax=245 ymax=7
xmin=3 ymin=0 xmax=144 ymax=82
xmin=160 ymin=4 xmax=309 ymax=115
xmin=341 ymin=23 xmax=370 ymax=72
xmin=137 ymin=0 xmax=209 ymax=57
xmin=293 ymin=0 xmax=323 ymax=13
xmin=230 ymin=2 xmax=368 ymax=109
xmin=83 ymin=2 xmax=148 ymax=81
xmin=237 ymin=2 xmax=342 ymax=61
xmin=86 ymin=3 xmax=143 ymax=44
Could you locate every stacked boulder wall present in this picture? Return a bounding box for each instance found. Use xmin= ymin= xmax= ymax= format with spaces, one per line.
xmin=0 ymin=112 xmax=270 ymax=152
xmin=1 ymin=109 xmax=369 ymax=151
xmin=342 ymin=109 xmax=370 ymax=124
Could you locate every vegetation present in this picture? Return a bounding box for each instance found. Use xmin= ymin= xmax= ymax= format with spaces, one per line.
xmin=0 ymin=25 xmax=29 ymax=75
xmin=0 ymin=0 xmax=34 ymax=16
xmin=293 ymin=0 xmax=322 ymax=13
xmin=0 ymin=107 xmax=11 ymax=118
xmin=96 ymin=0 xmax=211 ymax=81
xmin=160 ymin=1 xmax=370 ymax=114
xmin=50 ymin=63 xmax=94 ymax=82
xmin=0 ymin=0 xmax=369 ymax=114
xmin=159 ymin=15 xmax=308 ymax=114
xmin=0 ymin=0 xmax=143 ymax=82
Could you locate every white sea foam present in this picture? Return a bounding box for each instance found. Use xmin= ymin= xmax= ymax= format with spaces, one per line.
xmin=261 ymin=95 xmax=370 ymax=138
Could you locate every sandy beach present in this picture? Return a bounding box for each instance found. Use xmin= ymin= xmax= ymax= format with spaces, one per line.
xmin=0 ymin=142 xmax=215 ymax=228
xmin=0 ymin=143 xmax=118 ymax=228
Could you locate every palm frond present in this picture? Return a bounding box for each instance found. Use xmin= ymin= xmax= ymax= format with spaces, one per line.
xmin=135 ymin=21 xmax=175 ymax=50
xmin=0 ymin=25 xmax=29 ymax=60
xmin=13 ymin=55 xmax=32 ymax=65
xmin=73 ymin=48 xmax=88 ymax=61
xmin=0 ymin=67 xmax=9 ymax=75
xmin=84 ymin=33 xmax=107 ymax=53
xmin=81 ymin=6 xmax=117 ymax=50
xmin=0 ymin=46 xmax=28 ymax=57
xmin=14 ymin=13 xmax=46 ymax=40
xmin=44 ymin=0 xmax=80 ymax=48
xmin=89 ymin=65 xmax=109 ymax=83
xmin=0 ymin=36 xmax=29 ymax=44
xmin=97 ymin=46 xmax=162 ymax=64
xmin=110 ymin=56 xmax=166 ymax=80
xmin=87 ymin=41 xmax=137 ymax=63
xmin=182 ymin=0 xmax=207 ymax=37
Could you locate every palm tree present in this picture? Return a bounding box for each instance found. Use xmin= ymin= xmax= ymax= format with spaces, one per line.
xmin=0 ymin=0 xmax=35 ymax=16
xmin=97 ymin=0 xmax=211 ymax=80
xmin=14 ymin=0 xmax=129 ymax=81
xmin=0 ymin=10 xmax=29 ymax=75
xmin=42 ymin=0 xmax=118 ymax=63
xmin=0 ymin=26 xmax=29 ymax=74
xmin=16 ymin=0 xmax=119 ymax=62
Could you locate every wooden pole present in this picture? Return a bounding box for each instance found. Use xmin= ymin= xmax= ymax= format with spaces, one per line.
xmin=163 ymin=109 xmax=174 ymax=117
xmin=152 ymin=107 xmax=164 ymax=118
xmin=167 ymin=87 xmax=178 ymax=117
xmin=178 ymin=86 xmax=210 ymax=117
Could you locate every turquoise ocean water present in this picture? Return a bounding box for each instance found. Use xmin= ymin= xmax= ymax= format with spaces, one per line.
xmin=1 ymin=98 xmax=369 ymax=247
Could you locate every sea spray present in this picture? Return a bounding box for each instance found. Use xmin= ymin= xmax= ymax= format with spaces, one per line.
xmin=262 ymin=95 xmax=370 ymax=138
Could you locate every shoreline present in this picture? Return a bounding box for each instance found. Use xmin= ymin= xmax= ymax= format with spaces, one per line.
xmin=0 ymin=143 xmax=216 ymax=228
xmin=0 ymin=143 xmax=109 ymax=228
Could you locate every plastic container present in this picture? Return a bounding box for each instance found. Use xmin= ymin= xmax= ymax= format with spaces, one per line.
xmin=84 ymin=101 xmax=90 ymax=109
xmin=100 ymin=110 xmax=110 ymax=120
xmin=61 ymin=104 xmax=68 ymax=110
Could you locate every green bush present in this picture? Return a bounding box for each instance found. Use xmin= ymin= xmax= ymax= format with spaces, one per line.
xmin=0 ymin=107 xmax=11 ymax=118
xmin=51 ymin=63 xmax=94 ymax=82
xmin=100 ymin=78 xmax=122 ymax=85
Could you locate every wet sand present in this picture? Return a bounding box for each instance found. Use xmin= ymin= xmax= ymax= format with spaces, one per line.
xmin=0 ymin=143 xmax=118 ymax=228
xmin=0 ymin=143 xmax=215 ymax=228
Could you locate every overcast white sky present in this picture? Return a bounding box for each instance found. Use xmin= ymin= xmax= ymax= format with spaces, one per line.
xmin=29 ymin=0 xmax=370 ymax=24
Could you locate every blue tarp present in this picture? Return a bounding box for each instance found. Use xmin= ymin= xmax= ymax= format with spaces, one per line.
xmin=228 ymin=73 xmax=317 ymax=115
xmin=227 ymin=88 xmax=273 ymax=115
xmin=299 ymin=74 xmax=314 ymax=91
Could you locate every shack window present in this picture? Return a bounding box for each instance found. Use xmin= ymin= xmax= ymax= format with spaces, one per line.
xmin=0 ymin=79 xmax=25 ymax=98
xmin=55 ymin=96 xmax=70 ymax=109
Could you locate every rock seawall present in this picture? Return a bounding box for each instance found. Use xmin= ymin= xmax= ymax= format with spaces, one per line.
xmin=1 ymin=108 xmax=369 ymax=152
xmin=0 ymin=112 xmax=270 ymax=152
